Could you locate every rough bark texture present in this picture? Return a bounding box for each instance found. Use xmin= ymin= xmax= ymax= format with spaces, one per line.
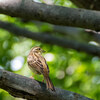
xmin=0 ymin=20 xmax=100 ymax=57
xmin=0 ymin=69 xmax=93 ymax=100
xmin=0 ymin=0 xmax=100 ymax=30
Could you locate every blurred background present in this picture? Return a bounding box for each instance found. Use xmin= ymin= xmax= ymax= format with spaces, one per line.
xmin=0 ymin=0 xmax=100 ymax=100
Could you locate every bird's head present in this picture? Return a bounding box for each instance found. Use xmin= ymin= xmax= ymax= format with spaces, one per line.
xmin=31 ymin=46 xmax=45 ymax=54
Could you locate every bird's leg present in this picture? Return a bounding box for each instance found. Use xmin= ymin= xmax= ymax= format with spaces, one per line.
xmin=30 ymin=74 xmax=35 ymax=79
xmin=30 ymin=76 xmax=34 ymax=79
xmin=42 ymin=79 xmax=44 ymax=82
xmin=42 ymin=77 xmax=45 ymax=83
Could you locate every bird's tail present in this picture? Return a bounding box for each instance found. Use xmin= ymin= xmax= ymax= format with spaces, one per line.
xmin=44 ymin=76 xmax=55 ymax=91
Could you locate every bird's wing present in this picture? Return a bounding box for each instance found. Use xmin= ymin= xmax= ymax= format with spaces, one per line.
xmin=28 ymin=55 xmax=49 ymax=74
xmin=44 ymin=58 xmax=49 ymax=73
xmin=40 ymin=57 xmax=50 ymax=74
xmin=28 ymin=57 xmax=43 ymax=74
xmin=36 ymin=58 xmax=49 ymax=74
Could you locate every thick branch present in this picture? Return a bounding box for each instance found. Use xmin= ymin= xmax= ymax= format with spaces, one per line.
xmin=0 ymin=20 xmax=100 ymax=57
xmin=0 ymin=0 xmax=100 ymax=30
xmin=0 ymin=69 xmax=93 ymax=100
xmin=23 ymin=20 xmax=100 ymax=43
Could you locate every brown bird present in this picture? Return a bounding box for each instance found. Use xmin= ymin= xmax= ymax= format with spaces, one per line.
xmin=27 ymin=46 xmax=55 ymax=91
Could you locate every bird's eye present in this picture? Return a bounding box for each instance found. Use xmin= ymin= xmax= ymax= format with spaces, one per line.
xmin=38 ymin=48 xmax=41 ymax=50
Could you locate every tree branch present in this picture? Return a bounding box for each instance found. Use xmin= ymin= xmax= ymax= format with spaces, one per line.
xmin=0 ymin=20 xmax=100 ymax=57
xmin=0 ymin=69 xmax=93 ymax=100
xmin=0 ymin=0 xmax=100 ymax=30
xmin=85 ymin=29 xmax=100 ymax=43
xmin=23 ymin=20 xmax=100 ymax=43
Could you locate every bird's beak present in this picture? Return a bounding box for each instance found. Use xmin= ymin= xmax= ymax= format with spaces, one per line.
xmin=42 ymin=49 xmax=46 ymax=53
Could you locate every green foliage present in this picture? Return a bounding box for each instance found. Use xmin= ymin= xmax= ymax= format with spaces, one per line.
xmin=0 ymin=1 xmax=99 ymax=100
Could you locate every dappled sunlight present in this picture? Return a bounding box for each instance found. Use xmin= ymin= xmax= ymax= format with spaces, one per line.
xmin=0 ymin=65 xmax=4 ymax=69
xmin=76 ymin=65 xmax=86 ymax=73
xmin=44 ymin=53 xmax=55 ymax=62
xmin=92 ymin=56 xmax=99 ymax=63
xmin=33 ymin=0 xmax=41 ymax=3
xmin=3 ymin=40 xmax=9 ymax=49
xmin=66 ymin=66 xmax=75 ymax=75
xmin=0 ymin=0 xmax=99 ymax=99
xmin=10 ymin=56 xmax=24 ymax=71
xmin=12 ymin=40 xmax=33 ymax=56
xmin=56 ymin=70 xmax=65 ymax=79
xmin=89 ymin=41 xmax=99 ymax=46
xmin=92 ymin=76 xmax=100 ymax=85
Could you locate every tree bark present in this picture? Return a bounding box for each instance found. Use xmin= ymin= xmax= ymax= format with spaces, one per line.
xmin=0 ymin=20 xmax=100 ymax=57
xmin=0 ymin=0 xmax=100 ymax=30
xmin=0 ymin=69 xmax=93 ymax=100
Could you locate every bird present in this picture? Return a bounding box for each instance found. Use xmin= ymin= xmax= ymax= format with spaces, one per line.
xmin=27 ymin=46 xmax=55 ymax=91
